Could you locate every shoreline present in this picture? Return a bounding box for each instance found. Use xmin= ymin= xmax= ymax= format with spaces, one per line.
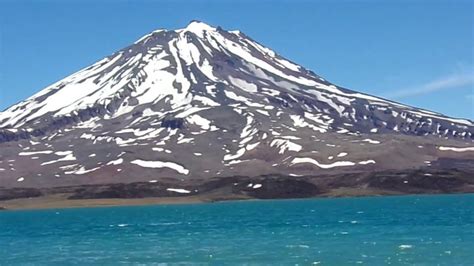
xmin=0 ymin=192 xmax=254 ymax=211
xmin=1 ymin=191 xmax=472 ymax=211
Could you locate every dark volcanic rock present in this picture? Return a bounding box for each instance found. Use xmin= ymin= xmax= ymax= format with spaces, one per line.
xmin=365 ymin=170 xmax=473 ymax=193
xmin=237 ymin=178 xmax=322 ymax=199
xmin=0 ymin=187 xmax=42 ymax=201
xmin=69 ymin=183 xmax=172 ymax=199
xmin=2 ymin=169 xmax=471 ymax=204
xmin=161 ymin=118 xmax=185 ymax=129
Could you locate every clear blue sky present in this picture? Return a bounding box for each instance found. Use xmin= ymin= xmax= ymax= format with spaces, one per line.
xmin=0 ymin=0 xmax=473 ymax=119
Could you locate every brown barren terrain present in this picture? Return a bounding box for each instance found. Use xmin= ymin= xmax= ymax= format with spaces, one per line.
xmin=2 ymin=169 xmax=473 ymax=210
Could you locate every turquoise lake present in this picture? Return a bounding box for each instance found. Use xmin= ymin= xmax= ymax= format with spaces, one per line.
xmin=1 ymin=194 xmax=473 ymax=265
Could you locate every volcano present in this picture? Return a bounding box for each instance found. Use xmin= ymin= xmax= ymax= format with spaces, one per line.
xmin=1 ymin=21 xmax=473 ymax=205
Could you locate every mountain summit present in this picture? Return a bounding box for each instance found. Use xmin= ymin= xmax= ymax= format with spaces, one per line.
xmin=0 ymin=22 xmax=473 ymax=200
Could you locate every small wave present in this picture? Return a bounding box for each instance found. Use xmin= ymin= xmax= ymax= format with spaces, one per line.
xmin=398 ymin=244 xmax=413 ymax=250
xmin=149 ymin=222 xmax=182 ymax=226
xmin=286 ymin=244 xmax=310 ymax=249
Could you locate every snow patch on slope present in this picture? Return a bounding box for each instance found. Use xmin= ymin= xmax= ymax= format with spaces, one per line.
xmin=131 ymin=159 xmax=189 ymax=175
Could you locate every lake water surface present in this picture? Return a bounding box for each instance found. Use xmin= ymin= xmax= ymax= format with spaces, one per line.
xmin=1 ymin=194 xmax=473 ymax=265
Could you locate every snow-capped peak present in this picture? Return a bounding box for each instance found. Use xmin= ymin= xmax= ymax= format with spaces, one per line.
xmin=0 ymin=21 xmax=472 ymax=143
xmin=182 ymin=20 xmax=217 ymax=36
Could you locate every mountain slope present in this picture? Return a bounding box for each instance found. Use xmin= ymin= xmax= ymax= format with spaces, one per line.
xmin=0 ymin=21 xmax=473 ymax=200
